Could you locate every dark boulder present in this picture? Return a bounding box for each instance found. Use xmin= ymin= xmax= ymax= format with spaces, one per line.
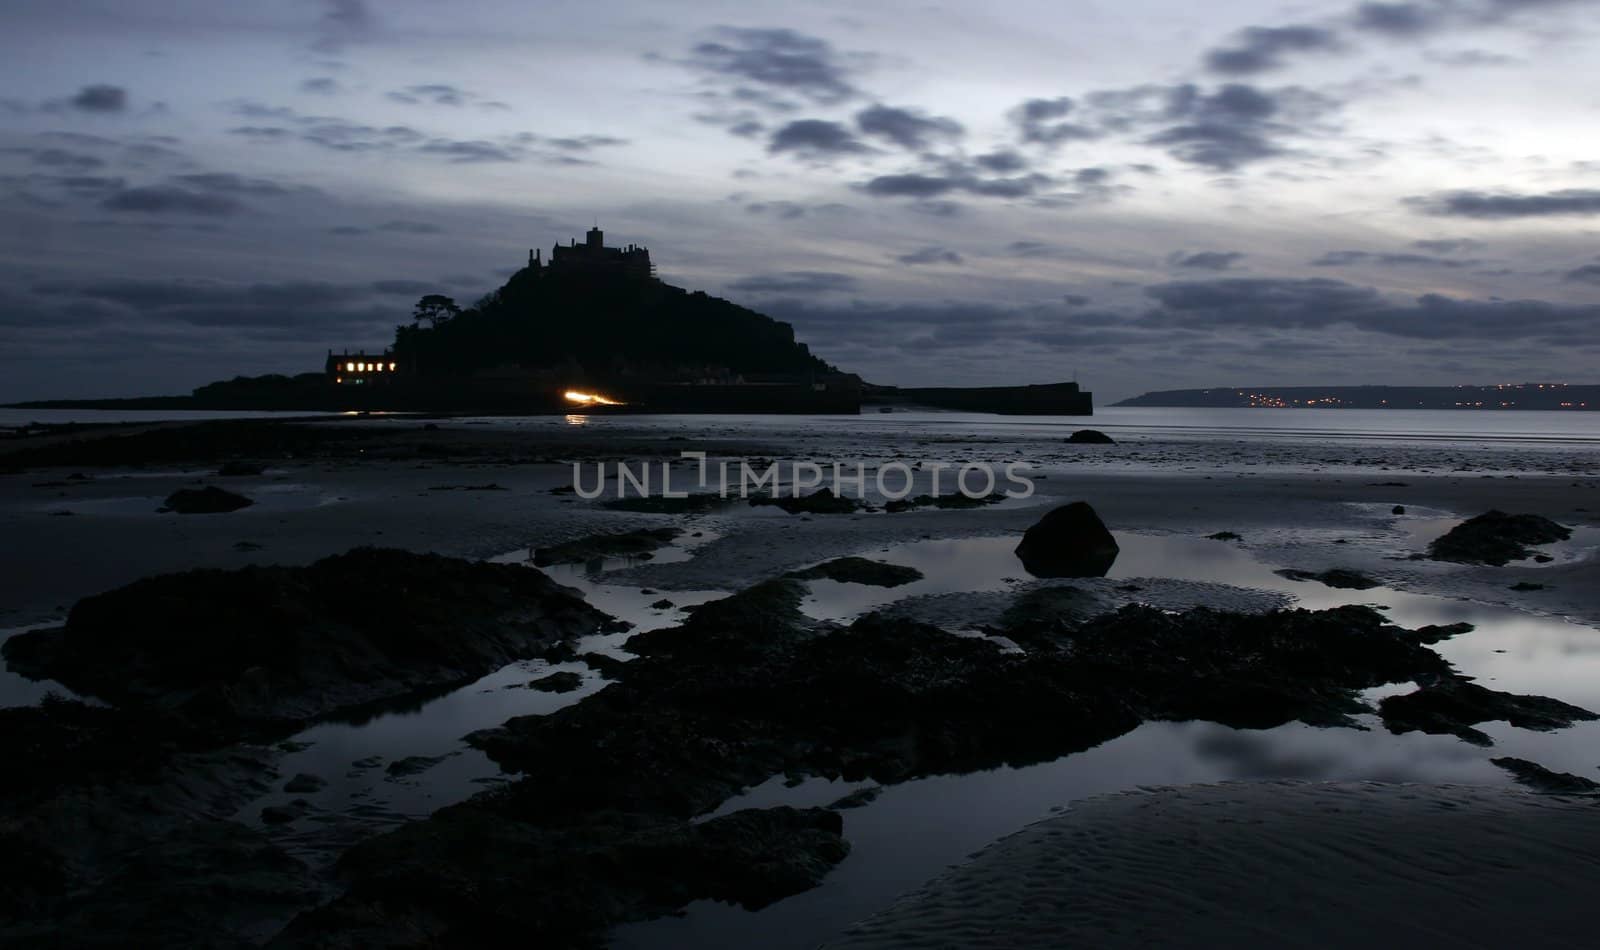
xmin=160 ymin=485 xmax=253 ymax=514
xmin=1065 ymin=429 xmax=1116 ymax=444
xmin=788 ymin=557 xmax=923 ymax=588
xmin=1014 ymin=502 xmax=1120 ymax=578
xmin=1273 ymin=568 xmax=1382 ymax=590
xmin=1492 ymin=757 xmax=1600 ymax=794
xmin=527 ymin=671 xmax=584 ymax=693
xmin=1379 ymin=677 xmax=1597 ymax=746
xmin=1427 ymin=510 xmax=1571 ymax=566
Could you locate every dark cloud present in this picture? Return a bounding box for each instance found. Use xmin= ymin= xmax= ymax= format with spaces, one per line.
xmin=767 ymin=119 xmax=872 ymax=158
xmin=101 ymin=186 xmax=241 ymax=216
xmin=1141 ymin=276 xmax=1600 ymax=340
xmin=300 ymin=77 xmax=341 ymax=95
xmin=855 ymin=105 xmax=963 ymax=150
xmin=70 ymin=84 xmax=128 ymax=113
xmin=387 ymin=84 xmax=474 ymax=106
xmin=416 ymin=138 xmax=521 ymax=162
xmin=371 ymin=279 xmax=436 ymax=295
xmin=974 ymin=150 xmax=1028 ymax=173
xmin=1204 ymin=26 xmax=1342 ymax=75
xmin=1564 ymin=263 xmax=1600 ymax=285
xmin=685 ymin=28 xmax=862 ymax=105
xmin=315 ymin=0 xmax=374 ymax=52
xmin=1353 ymin=2 xmax=1441 ymax=36
xmin=860 ymin=171 xmax=1051 ymax=200
xmin=377 ymin=219 xmax=444 ymax=234
xmin=2 ymin=147 xmax=105 ymax=170
xmin=1170 ymin=250 xmax=1245 ymax=270
xmin=727 ymin=271 xmax=859 ymax=294
xmin=893 ymin=246 xmax=963 ymax=266
xmin=1408 ymin=188 xmax=1600 ymax=218
xmin=1412 ymin=238 xmax=1485 ymax=253
xmin=1311 ymin=249 xmax=1477 ymax=268
xmin=1005 ymin=241 xmax=1072 ymax=259
xmin=1011 ymin=97 xmax=1097 ymax=145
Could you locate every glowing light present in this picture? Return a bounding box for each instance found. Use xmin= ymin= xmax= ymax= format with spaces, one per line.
xmin=346 ymin=362 xmax=355 ymax=372
xmin=389 ymin=362 xmax=397 ymax=371
xmin=564 ymin=390 xmax=623 ymax=406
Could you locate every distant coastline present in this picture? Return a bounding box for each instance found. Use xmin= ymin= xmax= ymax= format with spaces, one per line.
xmin=1116 ymin=384 xmax=1598 ymax=410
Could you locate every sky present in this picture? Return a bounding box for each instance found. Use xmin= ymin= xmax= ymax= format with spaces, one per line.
xmin=1 ymin=0 xmax=1598 ymax=403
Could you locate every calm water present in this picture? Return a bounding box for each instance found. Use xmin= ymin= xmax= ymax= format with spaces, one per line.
xmin=462 ymin=406 xmax=1600 ymax=448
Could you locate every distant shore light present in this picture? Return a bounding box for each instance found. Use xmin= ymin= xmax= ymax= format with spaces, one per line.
xmin=564 ymin=390 xmax=623 ymax=406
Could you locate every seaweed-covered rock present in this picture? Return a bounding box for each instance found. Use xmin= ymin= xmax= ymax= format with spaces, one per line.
xmin=527 ymin=671 xmax=584 ymax=693
xmin=1427 ymin=511 xmax=1571 ymax=566
xmin=1014 ymin=501 xmax=1120 ymax=578
xmin=749 ymin=487 xmax=861 ymax=514
xmin=1492 ymin=757 xmax=1600 ymax=794
xmin=1 ymin=548 xmax=605 ymax=739
xmin=1380 ymin=678 xmax=1598 ymax=746
xmin=160 ymin=485 xmax=253 ymax=514
xmin=788 ymin=557 xmax=924 ymax=588
xmin=1273 ymin=568 xmax=1382 ymax=590
xmin=532 ymin=527 xmax=680 ymax=566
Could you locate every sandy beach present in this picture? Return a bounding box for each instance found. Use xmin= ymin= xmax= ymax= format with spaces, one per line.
xmin=3 ymin=410 xmax=1600 ymax=948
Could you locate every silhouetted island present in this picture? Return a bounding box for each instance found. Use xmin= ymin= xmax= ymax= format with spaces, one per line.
xmin=1117 ymin=384 xmax=1598 ymax=410
xmin=9 ymin=227 xmax=1093 ymax=416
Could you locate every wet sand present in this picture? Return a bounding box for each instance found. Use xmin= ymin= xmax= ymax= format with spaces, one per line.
xmin=824 ymin=781 xmax=1600 ymax=949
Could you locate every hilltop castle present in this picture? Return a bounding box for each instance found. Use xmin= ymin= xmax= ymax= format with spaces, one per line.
xmin=526 ymin=226 xmax=654 ymax=282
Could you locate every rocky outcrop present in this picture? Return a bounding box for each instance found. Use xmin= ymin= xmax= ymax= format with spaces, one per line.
xmin=1273 ymin=568 xmax=1382 ymax=590
xmin=789 ymin=557 xmax=924 ymax=588
xmin=1492 ymin=757 xmax=1600 ymax=794
xmin=1013 ymin=502 xmax=1120 ymax=578
xmin=1380 ymin=677 xmax=1598 ymax=746
xmin=160 ymin=485 xmax=253 ymax=513
xmin=532 ymin=527 xmax=680 ymax=566
xmin=1065 ymin=429 xmax=1115 ymax=444
xmin=1427 ymin=511 xmax=1571 ymax=565
xmin=2 ymin=548 xmax=605 ymax=739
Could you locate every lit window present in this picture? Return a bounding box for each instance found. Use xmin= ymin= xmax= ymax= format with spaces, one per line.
xmin=374 ymin=363 xmax=382 ymax=372
xmin=346 ymin=362 xmax=355 ymax=372
xmin=389 ymin=362 xmax=397 ymax=371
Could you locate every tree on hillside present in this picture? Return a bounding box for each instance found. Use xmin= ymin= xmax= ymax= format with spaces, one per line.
xmin=412 ymin=294 xmax=460 ymax=328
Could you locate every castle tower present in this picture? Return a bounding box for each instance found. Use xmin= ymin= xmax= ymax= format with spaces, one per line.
xmin=586 ymin=225 xmax=604 ymax=251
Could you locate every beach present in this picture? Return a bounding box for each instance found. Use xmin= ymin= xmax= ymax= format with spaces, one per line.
xmin=3 ymin=408 xmax=1599 ymax=947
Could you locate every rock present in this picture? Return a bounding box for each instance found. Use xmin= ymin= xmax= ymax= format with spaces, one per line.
xmin=1427 ymin=510 xmax=1571 ymax=566
xmin=650 ymin=598 xmax=676 ymax=609
xmin=527 ymin=671 xmax=583 ymax=693
xmin=1379 ymin=677 xmax=1598 ymax=746
xmin=282 ymin=773 xmax=325 ymax=794
xmin=385 ymin=753 xmax=456 ymax=778
xmin=828 ymin=786 xmax=883 ymax=810
xmin=1065 ymin=429 xmax=1116 ymax=444
xmin=216 ymin=460 xmax=266 ymax=477
xmin=350 ymin=756 xmax=383 ymax=770
xmin=1 ymin=548 xmax=606 ymax=739
xmin=1408 ymin=622 xmax=1475 ymax=645
xmin=1491 ymin=757 xmax=1600 ymax=794
xmin=1509 ymin=582 xmax=1547 ymax=592
xmin=1014 ymin=502 xmax=1120 ymax=578
xmin=1391 ymin=505 xmax=1406 ymax=515
xmin=788 ymin=557 xmax=924 ymax=588
xmin=533 ymin=527 xmax=680 ymax=566
xmin=159 ymin=485 xmax=253 ymax=514
xmin=1273 ymin=568 xmax=1382 ymax=590
xmin=884 ymin=492 xmax=1007 ymax=513
xmin=1206 ymin=531 xmax=1242 ymax=541
xmin=749 ymin=487 xmax=861 ymax=515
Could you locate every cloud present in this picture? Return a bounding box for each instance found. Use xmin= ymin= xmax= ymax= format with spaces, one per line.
xmin=974 ymin=150 xmax=1028 ymax=173
xmin=1353 ymin=2 xmax=1441 ymax=36
xmin=1408 ymin=188 xmax=1600 ymax=218
xmin=315 ymin=0 xmax=373 ymax=52
xmin=855 ymin=105 xmax=963 ymax=150
xmin=100 ymin=186 xmax=241 ymax=216
xmin=377 ymin=219 xmax=444 ymax=234
xmin=1170 ymin=250 xmax=1245 ymax=270
xmin=727 ymin=271 xmax=859 ymax=294
xmin=1 ymin=147 xmax=105 ymax=170
xmin=685 ymin=28 xmax=863 ymax=105
xmin=372 ymin=279 xmax=436 ymax=295
xmin=1412 ymin=238 xmax=1485 ymax=253
xmin=69 ymin=84 xmax=128 ymax=113
xmin=1564 ymin=263 xmax=1600 ymax=285
xmin=416 ymin=138 xmax=522 ymax=162
xmin=1141 ymin=276 xmax=1600 ymax=340
xmin=1204 ymin=25 xmax=1342 ymax=75
xmin=1311 ymin=249 xmax=1477 ymax=268
xmin=300 ymin=77 xmax=341 ymax=95
xmin=860 ymin=171 xmax=1051 ymax=200
xmin=894 ymin=246 xmax=963 ymax=266
xmin=768 ymin=119 xmax=872 ymax=158
xmin=1011 ymin=97 xmax=1097 ymax=145
xmin=387 ymin=84 xmax=476 ymax=106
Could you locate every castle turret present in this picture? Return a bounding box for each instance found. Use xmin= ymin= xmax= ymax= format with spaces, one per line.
xmin=586 ymin=226 xmax=604 ymax=250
